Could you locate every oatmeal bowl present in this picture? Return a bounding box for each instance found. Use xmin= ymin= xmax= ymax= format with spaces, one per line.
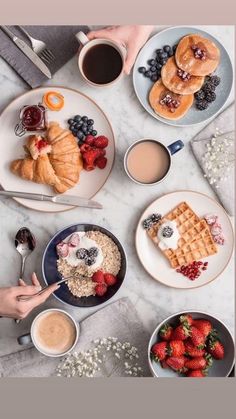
xmin=42 ymin=224 xmax=127 ymax=307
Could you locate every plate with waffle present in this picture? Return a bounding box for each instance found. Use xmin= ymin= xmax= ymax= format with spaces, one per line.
xmin=135 ymin=191 xmax=234 ymax=289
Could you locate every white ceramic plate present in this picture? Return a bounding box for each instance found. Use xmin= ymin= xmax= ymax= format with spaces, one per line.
xmin=135 ymin=191 xmax=234 ymax=289
xmin=133 ymin=26 xmax=233 ymax=127
xmin=0 ymin=86 xmax=115 ymax=212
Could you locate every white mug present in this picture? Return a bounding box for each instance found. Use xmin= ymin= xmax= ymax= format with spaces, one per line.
xmin=17 ymin=308 xmax=79 ymax=357
xmin=75 ymin=31 xmax=126 ymax=87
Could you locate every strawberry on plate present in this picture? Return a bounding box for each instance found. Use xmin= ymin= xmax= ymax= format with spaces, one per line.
xmin=190 ymin=326 xmax=205 ymax=349
xmin=208 ymin=339 xmax=225 ymax=360
xmin=179 ymin=314 xmax=193 ymax=327
xmin=159 ymin=324 xmax=173 ymax=341
xmin=187 ymin=370 xmax=205 ymax=377
xmin=184 ymin=339 xmax=206 ymax=357
xmin=166 ymin=356 xmax=186 ymax=372
xmin=192 ymin=319 xmax=213 ymax=339
xmin=168 ymin=340 xmax=185 ymax=357
xmin=172 ymin=324 xmax=191 ymax=341
xmin=151 ymin=342 xmax=167 ymax=361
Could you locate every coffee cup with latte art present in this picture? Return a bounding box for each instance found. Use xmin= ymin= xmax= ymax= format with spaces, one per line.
xmin=17 ymin=309 xmax=79 ymax=357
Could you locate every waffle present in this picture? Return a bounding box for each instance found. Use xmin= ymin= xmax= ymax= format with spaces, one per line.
xmin=147 ymin=202 xmax=218 ymax=268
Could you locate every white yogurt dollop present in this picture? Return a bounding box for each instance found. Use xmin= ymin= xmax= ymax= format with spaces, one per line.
xmin=64 ymin=232 xmax=103 ymax=269
xmin=157 ymin=220 xmax=180 ymax=250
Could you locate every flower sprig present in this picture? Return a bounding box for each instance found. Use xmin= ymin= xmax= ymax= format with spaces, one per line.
xmin=56 ymin=337 xmax=144 ymax=378
xmin=202 ymin=128 xmax=234 ymax=189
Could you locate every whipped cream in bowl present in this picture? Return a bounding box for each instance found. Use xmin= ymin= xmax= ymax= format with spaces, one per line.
xmin=157 ymin=220 xmax=180 ymax=250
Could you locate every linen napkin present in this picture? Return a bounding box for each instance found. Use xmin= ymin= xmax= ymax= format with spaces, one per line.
xmin=0 ymin=25 xmax=89 ymax=88
xmin=191 ymin=103 xmax=235 ymax=215
xmin=0 ymin=298 xmax=151 ymax=378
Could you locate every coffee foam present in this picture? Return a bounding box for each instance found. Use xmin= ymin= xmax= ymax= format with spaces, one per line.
xmin=32 ymin=311 xmax=76 ymax=355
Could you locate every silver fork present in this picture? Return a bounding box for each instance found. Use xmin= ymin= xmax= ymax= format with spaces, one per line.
xmin=18 ymin=26 xmax=55 ymax=64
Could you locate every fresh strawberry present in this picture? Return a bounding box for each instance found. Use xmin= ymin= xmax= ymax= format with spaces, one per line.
xmin=192 ymin=319 xmax=212 ymax=339
xmin=208 ymin=339 xmax=225 ymax=360
xmin=84 ymin=135 xmax=95 ymax=146
xmin=159 ymin=323 xmax=173 ymax=341
xmin=92 ymin=270 xmax=104 ymax=284
xmin=168 ymin=340 xmax=185 ymax=357
xmin=151 ymin=342 xmax=167 ymax=361
xmin=172 ymin=324 xmax=190 ymax=341
xmin=166 ymin=356 xmax=186 ymax=372
xmin=96 ymin=156 xmax=107 ymax=169
xmin=187 ymin=370 xmax=205 ymax=377
xmin=104 ymin=273 xmax=117 ymax=286
xmin=185 ymin=339 xmax=206 ymax=357
xmin=83 ymin=149 xmax=101 ymax=170
xmin=190 ymin=326 xmax=205 ymax=349
xmin=179 ymin=314 xmax=193 ymax=327
xmin=160 ymin=360 xmax=169 ymax=369
xmin=93 ymin=135 xmax=109 ymax=149
xmin=80 ymin=143 xmax=92 ymax=154
xmin=185 ymin=356 xmax=207 ymax=370
xmin=95 ymin=283 xmax=107 ymax=297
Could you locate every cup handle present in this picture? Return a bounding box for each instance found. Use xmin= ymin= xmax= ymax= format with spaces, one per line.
xmin=167 ymin=140 xmax=184 ymax=155
xmin=75 ymin=31 xmax=90 ymax=46
xmin=17 ymin=333 xmax=32 ymax=346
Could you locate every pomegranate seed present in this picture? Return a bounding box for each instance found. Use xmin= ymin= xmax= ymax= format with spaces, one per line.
xmin=204 ymin=262 xmax=208 ymax=266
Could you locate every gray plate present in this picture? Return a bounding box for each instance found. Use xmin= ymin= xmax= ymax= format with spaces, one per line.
xmin=148 ymin=311 xmax=235 ymax=378
xmin=133 ymin=26 xmax=233 ymax=127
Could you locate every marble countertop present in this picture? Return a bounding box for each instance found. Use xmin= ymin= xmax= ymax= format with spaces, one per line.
xmin=0 ymin=25 xmax=234 ymax=360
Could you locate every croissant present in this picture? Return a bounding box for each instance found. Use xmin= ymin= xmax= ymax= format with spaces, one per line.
xmin=10 ymin=122 xmax=83 ymax=194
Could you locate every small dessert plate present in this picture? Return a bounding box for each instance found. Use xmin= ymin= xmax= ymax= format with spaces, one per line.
xmin=133 ymin=26 xmax=233 ymax=127
xmin=135 ymin=190 xmax=234 ymax=289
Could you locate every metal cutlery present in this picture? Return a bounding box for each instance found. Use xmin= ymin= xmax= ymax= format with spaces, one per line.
xmin=15 ymin=227 xmax=36 ymax=279
xmin=17 ymin=275 xmax=87 ymax=301
xmin=18 ymin=26 xmax=55 ymax=65
xmin=0 ymin=26 xmax=51 ymax=79
xmin=0 ymin=190 xmax=103 ymax=209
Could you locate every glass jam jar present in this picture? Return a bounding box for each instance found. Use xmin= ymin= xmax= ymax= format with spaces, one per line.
xmin=15 ymin=104 xmax=47 ymax=137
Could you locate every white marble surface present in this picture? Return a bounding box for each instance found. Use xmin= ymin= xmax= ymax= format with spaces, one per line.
xmin=0 ymin=26 xmax=234 ymax=362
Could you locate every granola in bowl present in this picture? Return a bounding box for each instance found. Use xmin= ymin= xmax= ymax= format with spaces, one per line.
xmin=56 ymin=231 xmax=122 ymax=298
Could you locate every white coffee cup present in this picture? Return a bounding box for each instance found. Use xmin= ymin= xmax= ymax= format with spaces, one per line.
xmin=17 ymin=308 xmax=79 ymax=357
xmin=75 ymin=31 xmax=126 ymax=87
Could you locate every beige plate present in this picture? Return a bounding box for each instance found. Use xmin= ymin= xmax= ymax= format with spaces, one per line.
xmin=0 ymin=86 xmax=115 ymax=212
xmin=135 ymin=190 xmax=234 ymax=289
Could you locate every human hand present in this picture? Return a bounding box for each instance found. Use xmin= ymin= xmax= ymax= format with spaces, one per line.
xmin=0 ymin=273 xmax=59 ymax=319
xmin=87 ymin=25 xmax=153 ymax=75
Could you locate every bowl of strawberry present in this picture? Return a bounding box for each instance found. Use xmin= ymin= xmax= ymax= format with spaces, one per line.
xmin=148 ymin=311 xmax=234 ymax=377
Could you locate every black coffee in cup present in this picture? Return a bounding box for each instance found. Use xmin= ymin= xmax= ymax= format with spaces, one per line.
xmin=82 ymin=44 xmax=123 ymax=85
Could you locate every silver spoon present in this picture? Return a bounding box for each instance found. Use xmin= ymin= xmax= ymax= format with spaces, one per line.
xmin=15 ymin=227 xmax=36 ymax=279
xmin=17 ymin=274 xmax=88 ymax=301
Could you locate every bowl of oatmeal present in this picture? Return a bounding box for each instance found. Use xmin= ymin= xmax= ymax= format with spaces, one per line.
xmin=42 ymin=224 xmax=127 ymax=307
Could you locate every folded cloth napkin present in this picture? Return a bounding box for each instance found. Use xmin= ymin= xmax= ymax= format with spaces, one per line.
xmin=191 ymin=103 xmax=235 ymax=215
xmin=0 ymin=25 xmax=89 ymax=88
xmin=0 ymin=298 xmax=151 ymax=378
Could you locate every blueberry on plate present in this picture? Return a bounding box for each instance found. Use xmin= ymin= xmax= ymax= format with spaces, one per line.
xmin=156 ymin=63 xmax=162 ymax=70
xmin=82 ymin=116 xmax=88 ymax=122
xmin=145 ymin=70 xmax=152 ymax=78
xmin=151 ymin=74 xmax=158 ymax=82
xmin=68 ymin=118 xmax=74 ymax=125
xmin=163 ymin=45 xmax=171 ymax=53
xmin=88 ymin=126 xmax=94 ymax=133
xmin=88 ymin=119 xmax=94 ymax=125
xmin=138 ymin=66 xmax=146 ymax=74
xmin=148 ymin=59 xmax=156 ymax=66
xmin=77 ymin=131 xmax=84 ymax=140
xmin=156 ymin=48 xmax=163 ymax=54
xmin=150 ymin=66 xmax=157 ymax=72
xmin=167 ymin=47 xmax=173 ymax=57
xmin=74 ymin=115 xmax=81 ymax=122
xmin=92 ymin=130 xmax=97 ymax=136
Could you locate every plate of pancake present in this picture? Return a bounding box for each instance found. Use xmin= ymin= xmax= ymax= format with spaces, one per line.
xmin=133 ymin=26 xmax=233 ymax=126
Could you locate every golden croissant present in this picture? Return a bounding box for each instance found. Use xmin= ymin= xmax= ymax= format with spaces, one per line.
xmin=10 ymin=122 xmax=83 ymax=193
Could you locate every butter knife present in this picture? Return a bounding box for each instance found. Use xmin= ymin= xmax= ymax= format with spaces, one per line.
xmin=0 ymin=190 xmax=102 ymax=209
xmin=0 ymin=26 xmax=51 ymax=79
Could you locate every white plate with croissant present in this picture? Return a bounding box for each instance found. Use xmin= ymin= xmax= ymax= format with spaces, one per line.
xmin=0 ymin=87 xmax=115 ymax=212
